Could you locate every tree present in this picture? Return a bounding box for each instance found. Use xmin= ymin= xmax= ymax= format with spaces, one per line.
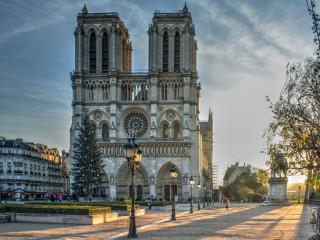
xmin=71 ymin=109 xmax=107 ymax=198
xmin=237 ymin=187 xmax=253 ymax=202
xmin=264 ymin=1 xmax=320 ymax=200
xmin=257 ymin=168 xmax=269 ymax=187
xmin=224 ymin=172 xmax=263 ymax=201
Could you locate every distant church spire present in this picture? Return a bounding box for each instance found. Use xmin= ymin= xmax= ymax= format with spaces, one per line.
xmin=183 ymin=2 xmax=188 ymax=13
xmin=82 ymin=4 xmax=88 ymax=14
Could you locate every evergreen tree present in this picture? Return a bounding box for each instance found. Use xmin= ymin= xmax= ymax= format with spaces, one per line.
xmin=71 ymin=109 xmax=106 ymax=198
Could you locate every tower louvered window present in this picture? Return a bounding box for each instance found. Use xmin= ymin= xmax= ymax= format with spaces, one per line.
xmin=90 ymin=33 xmax=96 ymax=73
xmin=102 ymin=33 xmax=108 ymax=73
xmin=163 ymin=123 xmax=169 ymax=138
xmin=163 ymin=32 xmax=169 ymax=72
xmin=102 ymin=124 xmax=109 ymax=139
xmin=174 ymin=32 xmax=180 ymax=72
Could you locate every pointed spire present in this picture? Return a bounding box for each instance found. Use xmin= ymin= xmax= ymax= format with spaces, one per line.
xmin=82 ymin=4 xmax=88 ymax=14
xmin=183 ymin=2 xmax=188 ymax=13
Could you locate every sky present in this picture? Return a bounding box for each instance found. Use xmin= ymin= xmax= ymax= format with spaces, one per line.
xmin=0 ymin=0 xmax=316 ymax=184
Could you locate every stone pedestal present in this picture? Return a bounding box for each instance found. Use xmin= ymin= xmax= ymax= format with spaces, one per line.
xmin=265 ymin=177 xmax=291 ymax=205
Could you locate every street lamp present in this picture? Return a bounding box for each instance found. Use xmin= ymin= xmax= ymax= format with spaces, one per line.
xmin=189 ymin=176 xmax=194 ymax=213
xmin=170 ymin=165 xmax=177 ymax=221
xmin=124 ymin=138 xmax=142 ymax=238
xmin=203 ymin=185 xmax=206 ymax=208
xmin=197 ymin=180 xmax=201 ymax=210
xmin=298 ymin=186 xmax=301 ymax=204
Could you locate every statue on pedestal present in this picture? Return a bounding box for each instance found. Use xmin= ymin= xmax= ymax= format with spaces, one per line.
xmin=264 ymin=151 xmax=291 ymax=205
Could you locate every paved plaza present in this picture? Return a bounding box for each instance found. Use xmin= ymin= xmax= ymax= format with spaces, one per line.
xmin=0 ymin=203 xmax=315 ymax=240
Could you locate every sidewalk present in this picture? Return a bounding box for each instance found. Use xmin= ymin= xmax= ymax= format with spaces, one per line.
xmin=0 ymin=203 xmax=315 ymax=239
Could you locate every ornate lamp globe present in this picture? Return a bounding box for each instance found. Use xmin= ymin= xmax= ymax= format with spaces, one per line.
xmin=190 ymin=176 xmax=194 ymax=186
xmin=124 ymin=139 xmax=135 ymax=158
xmin=170 ymin=165 xmax=178 ymax=179
xmin=197 ymin=181 xmax=201 ymax=190
xmin=204 ymin=185 xmax=207 ymax=190
xmin=134 ymin=148 xmax=143 ymax=163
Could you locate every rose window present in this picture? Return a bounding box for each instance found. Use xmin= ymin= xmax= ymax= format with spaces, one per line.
xmin=124 ymin=112 xmax=148 ymax=137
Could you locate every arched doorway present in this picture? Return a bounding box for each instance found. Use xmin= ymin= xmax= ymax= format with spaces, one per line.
xmin=156 ymin=162 xmax=182 ymax=201
xmin=116 ymin=162 xmax=150 ymax=200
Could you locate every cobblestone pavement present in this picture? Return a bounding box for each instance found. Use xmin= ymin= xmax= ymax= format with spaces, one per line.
xmin=0 ymin=203 xmax=315 ymax=240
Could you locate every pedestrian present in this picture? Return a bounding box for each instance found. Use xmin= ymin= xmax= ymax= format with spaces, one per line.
xmin=148 ymin=198 xmax=152 ymax=210
xmin=225 ymin=198 xmax=230 ymax=210
xmin=59 ymin=194 xmax=62 ymax=202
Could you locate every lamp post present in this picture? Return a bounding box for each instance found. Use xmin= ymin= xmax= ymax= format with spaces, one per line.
xmin=124 ymin=138 xmax=142 ymax=238
xmin=203 ymin=185 xmax=206 ymax=208
xmin=197 ymin=181 xmax=201 ymax=210
xmin=298 ymin=186 xmax=301 ymax=204
xmin=190 ymin=176 xmax=194 ymax=213
xmin=170 ymin=165 xmax=177 ymax=221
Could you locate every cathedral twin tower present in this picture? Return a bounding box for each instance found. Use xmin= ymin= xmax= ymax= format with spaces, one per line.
xmin=70 ymin=4 xmax=213 ymax=202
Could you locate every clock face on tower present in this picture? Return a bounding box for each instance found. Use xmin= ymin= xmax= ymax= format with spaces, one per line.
xmin=124 ymin=112 xmax=148 ymax=138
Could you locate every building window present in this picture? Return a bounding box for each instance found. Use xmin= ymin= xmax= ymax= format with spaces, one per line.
xmin=102 ymin=124 xmax=109 ymax=139
xmin=163 ymin=123 xmax=169 ymax=138
xmin=90 ymin=124 xmax=97 ymax=137
xmin=174 ymin=123 xmax=181 ymax=139
xmin=90 ymin=32 xmax=96 ymax=73
xmin=102 ymin=32 xmax=108 ymax=72
xmin=162 ymin=83 xmax=167 ymax=100
xmin=103 ymin=87 xmax=108 ymax=100
xmin=163 ymin=32 xmax=169 ymax=72
xmin=174 ymin=32 xmax=180 ymax=72
xmin=174 ymin=84 xmax=179 ymax=100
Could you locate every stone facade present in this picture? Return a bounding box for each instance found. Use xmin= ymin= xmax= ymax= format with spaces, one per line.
xmin=70 ymin=4 xmax=213 ymax=202
xmin=0 ymin=137 xmax=64 ymax=200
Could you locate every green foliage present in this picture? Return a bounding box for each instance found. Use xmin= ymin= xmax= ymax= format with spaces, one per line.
xmin=257 ymin=169 xmax=269 ymax=187
xmin=264 ymin=58 xmax=320 ymax=182
xmin=71 ymin=109 xmax=107 ymax=197
xmin=224 ymin=172 xmax=263 ymax=201
xmin=1 ymin=204 xmax=110 ymax=215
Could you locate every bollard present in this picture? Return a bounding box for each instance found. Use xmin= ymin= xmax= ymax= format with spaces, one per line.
xmin=317 ymin=208 xmax=320 ymax=240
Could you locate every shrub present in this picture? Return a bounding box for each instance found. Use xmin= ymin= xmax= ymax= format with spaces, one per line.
xmin=2 ymin=204 xmax=111 ymax=215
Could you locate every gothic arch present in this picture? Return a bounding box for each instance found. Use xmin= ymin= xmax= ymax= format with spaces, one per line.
xmin=88 ymin=109 xmax=109 ymax=122
xmin=158 ymin=109 xmax=182 ymax=126
xmin=97 ymin=25 xmax=111 ymax=37
xmin=84 ymin=25 xmax=98 ymax=36
xmin=156 ymin=162 xmax=182 ymax=200
xmin=98 ymin=120 xmax=110 ymax=128
xmin=159 ymin=26 xmax=171 ymax=37
xmin=172 ymin=26 xmax=182 ymax=36
xmin=116 ymin=162 xmax=150 ymax=199
xmin=160 ymin=120 xmax=169 ymax=138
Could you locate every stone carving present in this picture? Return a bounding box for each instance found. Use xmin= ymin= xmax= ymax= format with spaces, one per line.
xmin=149 ymin=176 xmax=155 ymax=185
xmin=93 ymin=111 xmax=102 ymax=121
xmin=158 ymin=107 xmax=164 ymax=112
xmin=177 ymin=106 xmax=183 ymax=112
xmin=124 ymin=112 xmax=148 ymax=138
xmin=105 ymin=107 xmax=110 ymax=114
xmin=270 ymin=151 xmax=288 ymax=178
xmin=146 ymin=105 xmax=151 ymax=113
xmin=118 ymin=106 xmax=122 ymax=112
xmin=166 ymin=111 xmax=175 ymax=121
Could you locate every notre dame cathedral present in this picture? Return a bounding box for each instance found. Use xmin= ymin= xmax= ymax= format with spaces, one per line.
xmin=70 ymin=3 xmax=213 ymax=202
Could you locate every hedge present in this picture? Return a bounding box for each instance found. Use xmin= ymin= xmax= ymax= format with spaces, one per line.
xmin=26 ymin=202 xmax=139 ymax=211
xmin=2 ymin=204 xmax=111 ymax=215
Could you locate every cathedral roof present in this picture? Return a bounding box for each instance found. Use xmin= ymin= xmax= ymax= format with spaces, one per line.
xmin=200 ymin=121 xmax=208 ymax=135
